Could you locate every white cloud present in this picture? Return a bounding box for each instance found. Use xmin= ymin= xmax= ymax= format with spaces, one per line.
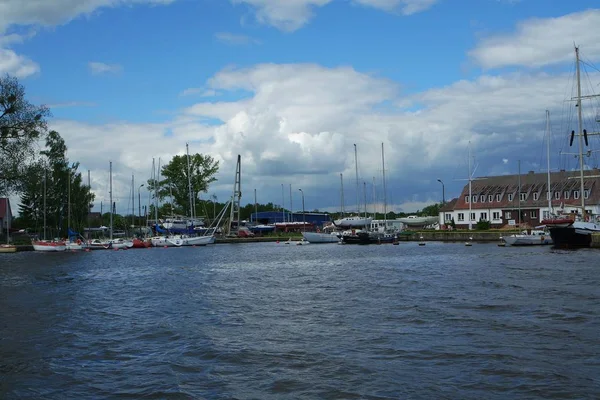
xmin=470 ymin=9 xmax=600 ymax=69
xmin=179 ymin=88 xmax=219 ymax=97
xmin=0 ymin=47 xmax=39 ymax=77
xmin=0 ymin=0 xmax=176 ymax=33
xmin=88 ymin=61 xmax=122 ymax=75
xmin=215 ymin=32 xmax=261 ymax=45
xmin=353 ymin=0 xmax=438 ymax=15
xmin=45 ymin=59 xmax=600 ymax=215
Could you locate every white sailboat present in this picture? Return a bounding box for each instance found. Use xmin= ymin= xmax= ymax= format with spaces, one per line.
xmin=543 ymin=46 xmax=600 ymax=248
xmin=32 ymin=171 xmax=67 ymax=252
xmin=503 ymin=111 xmax=553 ymax=246
xmin=334 ymin=144 xmax=372 ymax=228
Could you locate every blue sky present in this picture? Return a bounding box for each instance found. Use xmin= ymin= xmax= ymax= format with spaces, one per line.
xmin=2 ymin=0 xmax=600 ymax=214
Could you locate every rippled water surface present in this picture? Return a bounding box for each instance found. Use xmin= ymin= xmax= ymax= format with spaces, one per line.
xmin=1 ymin=242 xmax=599 ymax=399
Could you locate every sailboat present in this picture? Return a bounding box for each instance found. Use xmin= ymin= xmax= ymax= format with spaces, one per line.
xmin=334 ymin=144 xmax=372 ymax=228
xmin=542 ymin=46 xmax=600 ymax=248
xmin=32 ymin=171 xmax=67 ymax=252
xmin=1 ymin=197 xmax=16 ymax=253
xmin=503 ymin=111 xmax=554 ymax=246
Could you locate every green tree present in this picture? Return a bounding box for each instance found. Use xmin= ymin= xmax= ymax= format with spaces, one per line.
xmin=0 ymin=75 xmax=50 ymax=195
xmin=18 ymin=131 xmax=94 ymax=237
xmin=419 ymin=203 xmax=442 ymax=216
xmin=147 ymin=153 xmax=219 ymax=216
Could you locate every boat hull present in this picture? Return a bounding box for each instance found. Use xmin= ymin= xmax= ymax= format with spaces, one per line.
xmin=549 ymin=227 xmax=593 ymax=248
xmin=302 ymin=232 xmax=340 ymax=243
xmin=0 ymin=245 xmax=17 ymax=253
xmin=333 ymin=217 xmax=373 ymax=228
xmin=503 ymin=235 xmax=553 ymax=246
xmin=32 ymin=241 xmax=67 ymax=252
xmin=342 ymin=232 xmax=396 ymax=245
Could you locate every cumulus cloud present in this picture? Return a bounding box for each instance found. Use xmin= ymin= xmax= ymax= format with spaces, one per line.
xmin=353 ymin=0 xmax=438 ymax=15
xmin=88 ymin=61 xmax=122 ymax=75
xmin=0 ymin=47 xmax=39 ymax=77
xmin=470 ymin=9 xmax=600 ymax=69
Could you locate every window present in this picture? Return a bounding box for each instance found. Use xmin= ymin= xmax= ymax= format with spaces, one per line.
xmin=465 ymin=195 xmax=469 ymax=203
xmin=564 ymin=191 xmax=570 ymax=199
xmin=445 ymin=213 xmax=451 ymax=221
xmin=546 ymin=192 xmax=551 ymax=200
xmin=574 ymin=190 xmax=579 ymax=199
xmin=543 ymin=210 xmax=550 ymax=219
xmin=508 ymin=193 xmax=514 ymax=201
xmin=533 ymin=192 xmax=539 ymax=201
xmin=505 ymin=211 xmax=512 ymax=219
xmin=585 ymin=190 xmax=590 ymax=199
xmin=488 ymin=195 xmax=493 ymax=202
xmin=496 ymin=194 xmax=501 ymax=201
xmin=472 ymin=195 xmax=477 ymax=203
xmin=555 ymin=191 xmax=560 ymax=200
xmin=480 ymin=195 xmax=485 ymax=202
xmin=470 ymin=213 xmax=476 ymax=221
xmin=458 ymin=213 xmax=464 ymax=221
xmin=520 ymin=192 xmax=527 ymax=201
xmin=493 ymin=211 xmax=500 ymax=220
xmin=480 ymin=212 xmax=488 ymax=221
xmin=531 ymin=210 xmax=538 ymax=219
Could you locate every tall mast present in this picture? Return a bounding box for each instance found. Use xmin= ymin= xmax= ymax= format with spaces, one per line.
xmin=518 ymin=160 xmax=521 ymax=227
xmin=186 ymin=143 xmax=193 ymax=219
xmin=131 ymin=174 xmax=135 ymax=228
xmin=382 ymin=142 xmax=387 ymax=228
xmin=354 ymin=143 xmax=359 ymax=213
xmin=67 ymin=167 xmax=71 ymax=237
xmin=281 ymin=183 xmax=285 ymax=223
xmin=468 ymin=142 xmax=472 ymax=230
xmin=546 ymin=110 xmax=552 ymax=214
xmin=43 ymin=171 xmax=47 ymax=240
xmin=254 ymin=188 xmax=257 ymax=224
xmin=340 ymin=173 xmax=345 ymax=217
xmin=363 ymin=182 xmax=367 ymax=219
xmin=289 ymin=184 xmax=293 ymax=222
xmin=372 ymin=177 xmax=376 ymax=218
xmin=109 ymin=161 xmax=113 ymax=241
xmin=575 ymin=46 xmax=586 ymax=217
xmin=87 ymin=170 xmax=91 ymax=239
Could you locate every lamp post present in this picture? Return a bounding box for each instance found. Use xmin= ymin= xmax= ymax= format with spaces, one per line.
xmin=437 ymin=179 xmax=445 ymax=204
xmin=298 ymin=188 xmax=305 ymax=233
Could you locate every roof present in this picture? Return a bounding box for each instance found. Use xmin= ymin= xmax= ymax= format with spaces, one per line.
xmin=0 ymin=198 xmax=11 ymax=219
xmin=452 ymin=169 xmax=600 ymax=210
xmin=440 ymin=198 xmax=458 ymax=212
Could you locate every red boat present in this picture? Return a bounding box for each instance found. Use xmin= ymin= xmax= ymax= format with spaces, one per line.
xmin=541 ymin=217 xmax=574 ymax=228
xmin=132 ymin=238 xmax=151 ymax=248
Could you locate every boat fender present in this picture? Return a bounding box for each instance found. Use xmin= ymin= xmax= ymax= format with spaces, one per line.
xmin=76 ymin=239 xmax=82 ymax=245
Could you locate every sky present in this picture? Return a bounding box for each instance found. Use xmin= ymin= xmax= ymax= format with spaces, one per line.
xmin=2 ymin=0 xmax=600 ymax=216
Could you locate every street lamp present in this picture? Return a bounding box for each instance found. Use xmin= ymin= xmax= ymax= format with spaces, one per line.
xmin=298 ymin=188 xmax=305 ymax=233
xmin=437 ymin=179 xmax=445 ymax=204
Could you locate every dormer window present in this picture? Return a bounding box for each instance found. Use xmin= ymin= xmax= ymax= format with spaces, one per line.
xmin=472 ymin=195 xmax=477 ymax=203
xmin=555 ymin=191 xmax=560 ymax=200
xmin=465 ymin=195 xmax=469 ymax=203
xmin=480 ymin=195 xmax=485 ymax=202
xmin=508 ymin=193 xmax=514 ymax=201
xmin=488 ymin=195 xmax=493 ymax=202
xmin=496 ymin=194 xmax=501 ymax=201
xmin=520 ymin=192 xmax=527 ymax=201
xmin=533 ymin=192 xmax=539 ymax=201
xmin=584 ymin=190 xmax=590 ymax=199
xmin=564 ymin=191 xmax=570 ymax=199
xmin=574 ymin=190 xmax=580 ymax=199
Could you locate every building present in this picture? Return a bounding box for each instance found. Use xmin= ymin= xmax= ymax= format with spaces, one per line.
xmin=0 ymin=198 xmax=12 ymax=235
xmin=439 ymin=169 xmax=600 ymax=229
xmin=250 ymin=211 xmax=331 ymax=227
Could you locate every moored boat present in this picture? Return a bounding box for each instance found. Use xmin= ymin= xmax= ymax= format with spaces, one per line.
xmin=0 ymin=244 xmax=17 ymax=253
xmin=32 ymin=240 xmax=67 ymax=252
xmin=502 ymin=229 xmax=553 ymax=246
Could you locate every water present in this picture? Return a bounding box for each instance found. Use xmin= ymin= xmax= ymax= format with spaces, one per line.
xmin=1 ymin=242 xmax=599 ymax=399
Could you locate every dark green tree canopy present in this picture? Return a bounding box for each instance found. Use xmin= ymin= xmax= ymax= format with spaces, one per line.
xmin=0 ymin=75 xmax=50 ymax=194
xmin=148 ymin=153 xmax=219 ymax=216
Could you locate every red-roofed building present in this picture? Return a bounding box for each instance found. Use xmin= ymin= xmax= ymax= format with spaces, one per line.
xmin=438 ymin=169 xmax=600 ymax=229
xmin=0 ymin=198 xmax=12 ymax=235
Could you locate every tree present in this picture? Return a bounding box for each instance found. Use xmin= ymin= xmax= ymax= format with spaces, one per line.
xmin=419 ymin=203 xmax=442 ymax=217
xmin=147 ymin=153 xmax=219 ymax=216
xmin=18 ymin=131 xmax=95 ymax=237
xmin=0 ymin=75 xmax=50 ymax=195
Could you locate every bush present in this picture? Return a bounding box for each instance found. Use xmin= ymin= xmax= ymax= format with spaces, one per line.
xmin=476 ymin=219 xmax=491 ymax=230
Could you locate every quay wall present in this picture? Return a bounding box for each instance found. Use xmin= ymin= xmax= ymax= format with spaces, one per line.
xmin=400 ymin=231 xmax=503 ymax=242
xmin=591 ymin=233 xmax=600 ymax=248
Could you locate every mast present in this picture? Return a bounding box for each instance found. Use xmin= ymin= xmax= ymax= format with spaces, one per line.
xmin=468 ymin=142 xmax=472 ymax=230
xmin=87 ymin=170 xmax=91 ymax=240
xmin=43 ymin=170 xmax=47 ymax=240
xmin=67 ymin=167 xmax=71 ymax=237
xmin=281 ymin=184 xmax=285 ymax=223
xmin=354 ymin=143 xmax=359 ymax=213
xmin=340 ymin=173 xmax=345 ymax=217
xmin=575 ymin=46 xmax=586 ymax=217
xmin=363 ymin=182 xmax=367 ymax=220
xmin=382 ymin=143 xmax=387 ymax=229
xmin=131 ymin=174 xmax=134 ymax=228
xmin=109 ymin=161 xmax=113 ymax=241
xmin=518 ymin=160 xmax=521 ymax=228
xmin=254 ymin=188 xmax=257 ymax=224
xmin=372 ymin=177 xmax=376 ymax=218
xmin=289 ymin=184 xmax=293 ymax=222
xmin=546 ymin=110 xmax=552 ymax=214
xmin=186 ymin=143 xmax=193 ymax=219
